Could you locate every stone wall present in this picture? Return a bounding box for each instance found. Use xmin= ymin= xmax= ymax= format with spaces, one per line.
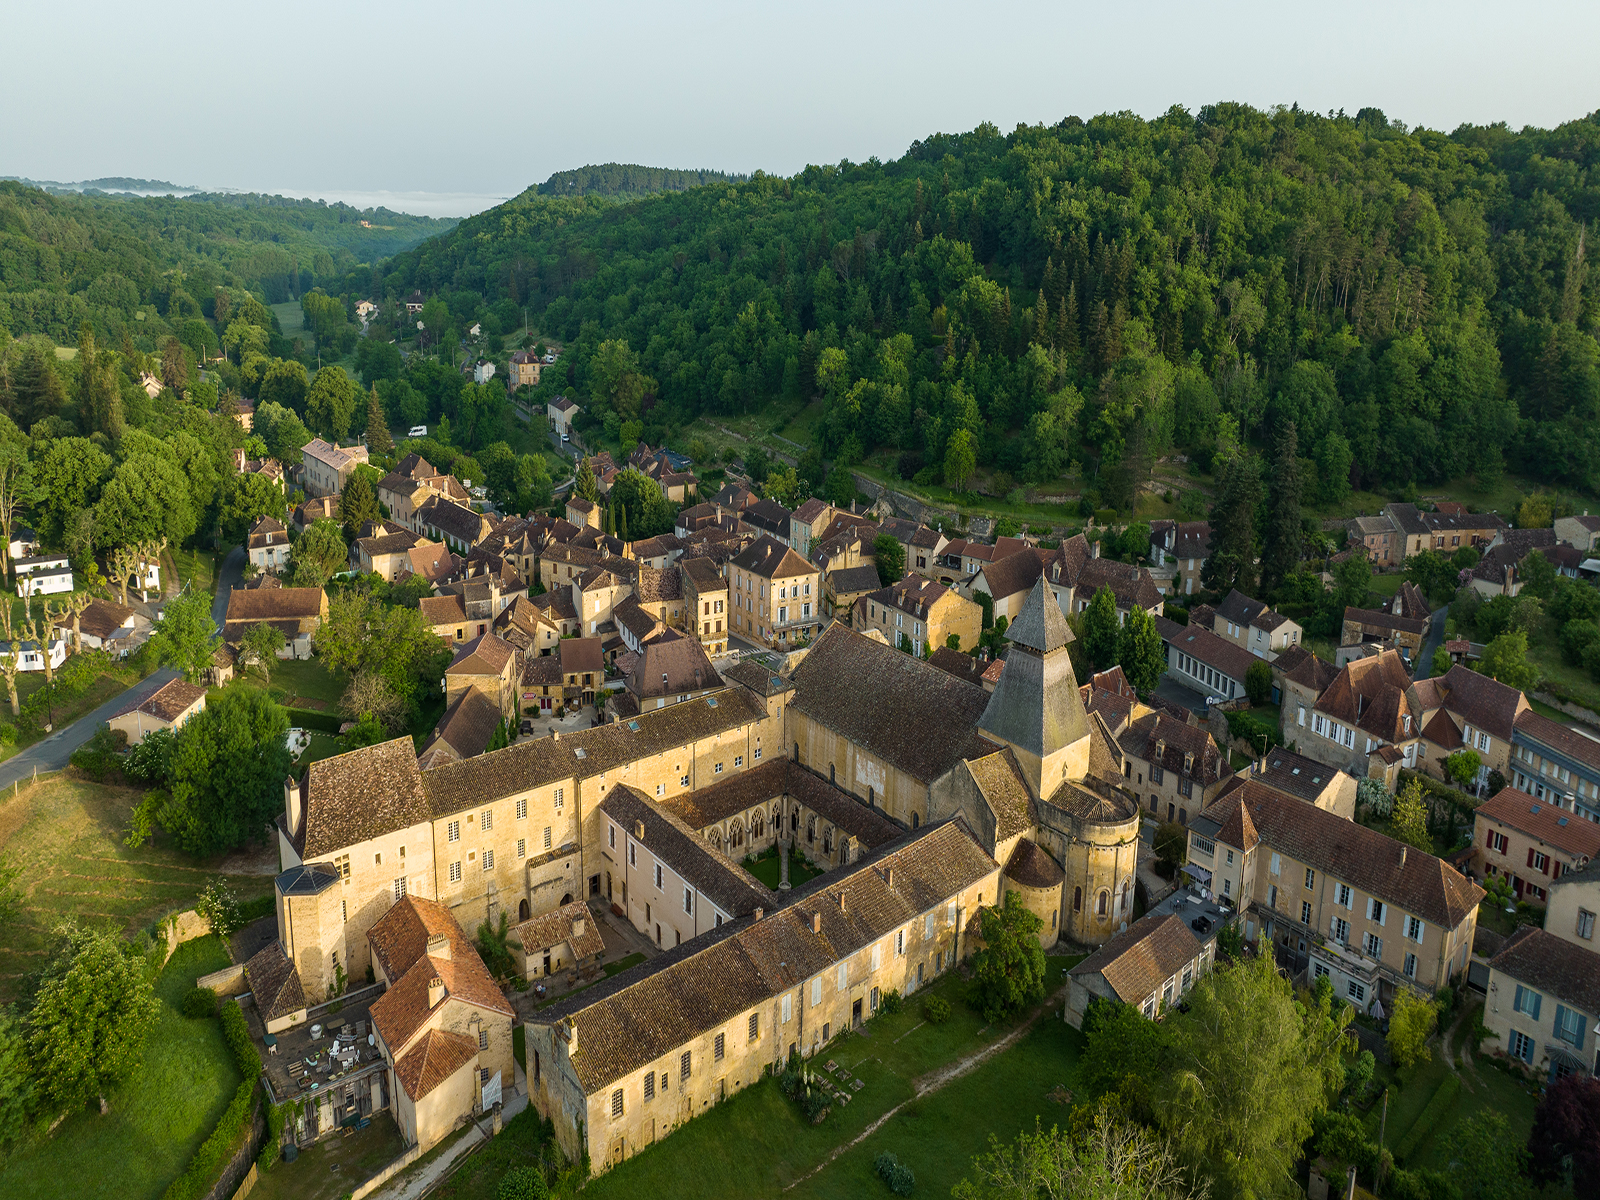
xmin=160 ymin=908 xmax=213 ymax=965
xmin=1531 ymin=690 xmax=1600 ymax=730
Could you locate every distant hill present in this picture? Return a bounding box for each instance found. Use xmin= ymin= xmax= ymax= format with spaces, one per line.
xmin=535 ymin=163 xmax=746 ymax=200
xmin=2 ymin=175 xmax=202 ymax=195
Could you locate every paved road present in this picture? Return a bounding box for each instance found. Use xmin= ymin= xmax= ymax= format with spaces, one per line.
xmin=1414 ymin=607 xmax=1449 ymax=679
xmin=0 ymin=668 xmax=178 ymax=790
xmin=211 ymin=545 xmax=245 ymax=628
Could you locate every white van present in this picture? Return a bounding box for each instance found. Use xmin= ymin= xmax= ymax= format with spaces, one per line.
xmin=407 ymin=425 xmax=428 ymax=438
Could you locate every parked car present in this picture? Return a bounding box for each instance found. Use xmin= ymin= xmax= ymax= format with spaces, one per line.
xmin=408 ymin=425 xmax=428 ymax=438
xmin=561 ymin=432 xmax=570 ymax=442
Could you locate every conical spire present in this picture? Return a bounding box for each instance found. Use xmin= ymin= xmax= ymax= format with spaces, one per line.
xmin=1003 ymin=576 xmax=1074 ymax=653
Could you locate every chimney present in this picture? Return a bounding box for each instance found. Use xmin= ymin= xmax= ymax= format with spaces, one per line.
xmin=552 ymin=731 xmax=560 ymax=741
xmin=426 ymin=931 xmax=452 ymax=961
xmin=811 ymin=910 xmax=822 ymax=934
xmin=563 ymin=1016 xmax=579 ymax=1058
xmin=753 ymin=906 xmax=764 ymax=921
xmin=883 ymin=865 xmax=894 ymax=888
xmin=838 ymin=891 xmax=847 ymax=914
xmin=1091 ymin=539 xmax=1101 ymax=559
xmin=572 ymin=916 xmax=585 ymax=939
xmin=427 ymin=976 xmax=445 ymax=1008
xmin=635 ymin=820 xmax=645 ymax=841
xmin=1400 ymin=845 xmax=1407 ymax=867
xmin=285 ymin=776 xmax=303 ymax=838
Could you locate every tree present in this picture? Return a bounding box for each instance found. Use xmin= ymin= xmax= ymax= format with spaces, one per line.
xmin=363 ymin=386 xmax=393 ymax=456
xmin=573 ymin=457 xmax=600 ymax=503
xmin=95 ymin=450 xmax=195 ymax=550
xmin=1260 ymin=422 xmax=1302 ymax=594
xmin=1526 ymin=1074 xmax=1600 ymax=1200
xmin=1154 ymin=821 xmax=1188 ymax=876
xmin=1391 ymin=778 xmax=1432 ymax=852
xmin=254 ymin=399 xmax=311 ymax=465
xmin=1157 ymin=953 xmax=1349 ymax=1200
xmin=315 ymin=591 xmax=450 ymax=704
xmin=1244 ymin=659 xmax=1273 ymax=705
xmin=1117 ymin=604 xmax=1165 ymax=695
xmin=0 ymin=418 xmax=40 ymax=580
xmin=1079 ymin=586 xmax=1120 ymax=672
xmin=240 ymin=622 xmax=285 ymax=680
xmin=36 ymin=436 xmax=112 ymax=549
xmin=873 ymin=534 xmax=905 ymax=586
xmin=944 ymin=428 xmax=977 ymax=492
xmin=1431 ymin=647 xmax=1452 ymax=677
xmin=126 ymin=686 xmax=292 ymax=856
xmin=10 ymin=339 xmax=68 ymax=428
xmin=195 ymin=877 xmax=244 ymax=940
xmin=26 ymin=924 xmax=160 ymax=1116
xmin=1444 ymin=749 xmax=1483 ymax=789
xmin=608 ymin=468 xmax=676 ymax=540
xmin=970 ymin=891 xmax=1046 ymax=1022
xmin=953 ymin=1115 xmax=1202 ymax=1200
xmin=305 ymin=367 xmax=358 ymax=442
xmin=1518 ymin=550 xmax=1557 ymax=601
xmin=1479 ymin=629 xmax=1540 ymax=691
xmin=290 ymin=518 xmax=349 ymax=588
xmin=1202 ymin=453 xmax=1263 ymax=596
xmin=340 ymin=670 xmax=409 ymax=734
xmin=339 ymin=469 xmax=381 ymax=533
xmin=1445 ymin=1111 xmax=1533 ymax=1200
xmin=220 ymin=472 xmax=286 ymax=547
xmin=0 ymin=1009 xmax=30 ymax=1149
xmin=1386 ymin=987 xmax=1438 ymax=1069
xmin=144 ymin=588 xmax=220 ymax=682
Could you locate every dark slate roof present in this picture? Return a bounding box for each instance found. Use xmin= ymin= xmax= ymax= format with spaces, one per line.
xmin=288 ymin=736 xmax=430 ymax=859
xmin=789 ymin=623 xmax=994 ymax=785
xmin=599 ymin=785 xmax=770 ymax=917
xmin=245 ymin=941 xmax=306 ymax=1021
xmin=275 ymin=862 xmax=340 ymax=897
xmin=722 ymin=659 xmax=793 ymax=697
xmin=827 ymin=564 xmax=883 ymax=595
xmin=1489 ymin=925 xmax=1600 ymax=1019
xmin=1436 ymin=664 xmax=1527 ymax=741
xmin=1153 ymin=616 xmax=1255 ymax=683
xmin=1069 ymin=911 xmax=1201 ymax=1005
xmin=1004 ymin=575 xmax=1073 ymax=654
xmin=1004 ymin=837 xmax=1065 ymax=888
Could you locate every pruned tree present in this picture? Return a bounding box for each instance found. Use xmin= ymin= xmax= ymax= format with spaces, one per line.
xmin=0 ymin=604 xmax=20 ymax=716
xmin=64 ymin=591 xmax=92 ymax=653
xmin=105 ymin=544 xmax=138 ymax=606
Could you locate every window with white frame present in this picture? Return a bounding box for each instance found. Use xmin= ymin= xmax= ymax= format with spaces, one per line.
xmin=1364 ymin=933 xmax=1382 ymax=958
xmin=543 ymin=826 xmax=553 ymax=850
xmin=483 ymin=849 xmax=494 ymax=871
xmin=517 ymin=838 xmax=526 ymax=859
xmin=448 ymin=820 xmax=460 ymax=843
xmin=655 ymin=864 xmax=663 ymax=889
xmin=450 ymin=860 xmax=462 ymax=883
xmin=1336 ymin=883 xmax=1352 ymax=907
xmin=1406 ymin=916 xmax=1425 ymax=942
xmin=1508 ymin=1029 xmax=1535 ymax=1063
xmin=393 ymin=877 xmax=407 ymax=901
xmin=1348 ymin=980 xmax=1366 ymax=1003
xmin=516 ymin=797 xmax=527 ymax=820
xmin=481 ymin=809 xmax=493 ymax=831
xmin=554 ymin=787 xmax=564 ymax=811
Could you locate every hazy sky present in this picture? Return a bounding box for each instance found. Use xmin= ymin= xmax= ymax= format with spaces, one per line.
xmin=5 ymin=1 xmax=1597 ymax=216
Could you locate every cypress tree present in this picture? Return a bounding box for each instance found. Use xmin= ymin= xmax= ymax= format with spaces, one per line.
xmin=365 ymin=386 xmax=393 ymax=456
xmin=1260 ymin=421 xmax=1303 ymax=595
xmin=1033 ymin=290 xmax=1049 ymax=348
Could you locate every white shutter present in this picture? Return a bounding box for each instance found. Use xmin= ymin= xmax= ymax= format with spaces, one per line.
xmin=1270 ymin=853 xmax=1281 ymax=876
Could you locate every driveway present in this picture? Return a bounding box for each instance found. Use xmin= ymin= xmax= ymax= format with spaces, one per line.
xmin=1414 ymin=608 xmax=1449 ymax=679
xmin=1153 ymin=674 xmax=1212 ymax=716
xmin=0 ymin=668 xmax=178 ymax=789
xmin=211 ymin=545 xmax=245 ymax=629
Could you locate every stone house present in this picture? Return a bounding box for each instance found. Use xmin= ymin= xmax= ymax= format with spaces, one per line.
xmin=1483 ymin=925 xmax=1600 ymax=1080
xmin=509 ymin=350 xmax=543 ymax=391
xmin=1218 ymin=746 xmax=1358 ymax=821
xmin=1187 ymin=781 xmax=1483 ymax=1013
xmin=679 ymin=557 xmax=728 ymax=655
xmin=1045 ymin=535 xmax=1165 ymax=623
xmin=510 ymin=900 xmax=604 ymax=983
xmin=1510 ymin=708 xmax=1600 ymax=824
xmin=300 ymin=438 xmax=369 ymax=499
xmin=1554 ymin=513 xmax=1600 ymax=554
xmin=1116 ymin=712 xmax=1233 ymax=827
xmin=1544 ymin=859 xmax=1600 ymax=952
xmin=970 ymin=549 xmax=1049 ymax=627
xmin=247 ymin=517 xmax=291 ymax=575
xmin=853 ymin=576 xmax=981 ymax=656
xmin=222 ymin=586 xmax=328 ymax=657
xmin=1213 ymin=589 xmax=1301 ymax=659
xmin=547 ymin=395 xmax=580 ymax=438
xmin=367 ymin=896 xmax=515 ymax=1154
xmin=1064 ymin=908 xmax=1219 ymax=1027
xmin=727 ymin=535 xmax=821 ymax=649
xmin=443 ymin=633 xmax=520 ymax=721
xmin=1148 ymin=520 xmax=1210 ymax=596
xmin=1471 ymin=785 xmax=1600 ymax=906
xmin=106 ymin=678 xmax=208 ymax=745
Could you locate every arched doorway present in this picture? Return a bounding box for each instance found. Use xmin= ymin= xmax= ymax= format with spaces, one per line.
xmin=1073 ymin=886 xmax=1083 ymax=912
xmin=730 ymin=822 xmax=745 ymax=852
xmin=911 ymin=812 xmax=919 ymax=829
xmin=518 ymin=899 xmax=530 ymax=921
xmin=560 ymin=893 xmax=572 ymax=905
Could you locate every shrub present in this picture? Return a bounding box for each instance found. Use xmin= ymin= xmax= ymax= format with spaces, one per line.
xmin=923 ymin=996 xmax=951 ymax=1024
xmin=1225 ymin=708 xmax=1283 ymax=753
xmin=219 ymin=998 xmax=262 ymax=1075
xmin=197 ymin=877 xmax=244 ymax=940
xmin=161 ymin=1078 xmax=257 ymax=1200
xmin=181 ymin=987 xmax=217 ymax=1019
xmin=878 ymin=988 xmax=903 ymax=1016
xmin=875 ymin=1152 xmax=916 ymax=1196
xmin=1153 ymin=821 xmax=1187 ymax=876
xmin=498 ymin=1165 xmax=551 ymax=1200
xmin=1356 ymin=777 xmax=1394 ymax=817
xmin=70 ymin=725 xmax=127 ymax=781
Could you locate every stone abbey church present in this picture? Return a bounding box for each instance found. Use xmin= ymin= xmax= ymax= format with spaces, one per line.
xmin=259 ymin=578 xmax=1141 ymax=1167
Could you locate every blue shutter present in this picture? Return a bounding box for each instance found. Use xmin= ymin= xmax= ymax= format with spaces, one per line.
xmin=1555 ymin=1003 xmax=1569 ymax=1043
xmin=1531 ymin=991 xmax=1542 ymax=1021
xmin=1514 ymin=984 xmax=1526 ymax=1013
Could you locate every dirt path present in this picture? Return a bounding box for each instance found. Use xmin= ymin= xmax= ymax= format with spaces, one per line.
xmin=782 ymin=981 xmax=1070 ymax=1192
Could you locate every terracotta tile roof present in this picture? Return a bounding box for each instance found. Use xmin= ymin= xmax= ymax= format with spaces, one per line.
xmin=419 ymin=594 xmax=468 ymax=628
xmin=978 ymin=547 xmax=1046 ymax=601
xmin=1153 ymin=616 xmax=1255 ymax=683
xmin=1436 ymin=664 xmax=1527 ymax=741
xmin=512 ymin=900 xmax=605 ymax=960
xmin=1004 ymin=837 xmax=1065 ymax=888
xmin=599 ymin=785 xmax=770 ymax=917
xmin=537 ymin=820 xmax=998 ymax=1094
xmin=790 ymin=623 xmax=995 ymax=785
xmin=792 ymin=498 xmax=830 ymax=524
xmin=358 ymin=530 xmax=424 ymax=558
xmin=445 ymin=633 xmax=516 ymax=677
xmin=864 ymin=575 xmax=956 ymax=621
xmin=559 ymin=637 xmax=604 ymax=676
xmin=368 ymin=896 xmax=512 ymax=1053
xmin=1070 ymin=911 xmax=1201 ymax=1005
xmin=731 ymin=534 xmax=815 ymax=580
xmin=1314 ymin=649 xmax=1417 ymax=741
xmin=1421 ymin=709 xmax=1464 ymax=751
xmin=421 ymin=688 xmax=768 ymax=817
xmin=1344 ymin=606 xmax=1430 ymax=637
xmin=291 ymin=736 xmax=429 ymax=859
xmin=393 ymin=1028 xmax=479 ymax=1102
xmin=245 ymin=941 xmax=305 ymax=1021
xmin=58 ymin=599 xmax=135 ymax=641
xmin=1197 ymin=780 xmax=1484 ymax=926
xmin=1489 ymin=925 xmax=1600 ymax=1020
xmin=224 ymin=586 xmax=325 ymax=625
xmin=1476 ymin=786 xmax=1600 ymax=860
xmin=1513 ymin=710 xmax=1600 ymax=773
xmin=135 ymin=679 xmax=208 ymax=723
xmin=626 ymin=631 xmax=721 ymax=699
xmin=1274 ymin=646 xmax=1339 ymax=693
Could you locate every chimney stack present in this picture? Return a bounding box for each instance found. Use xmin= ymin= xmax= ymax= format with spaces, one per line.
xmin=884 ymin=865 xmax=894 ymax=888
xmin=285 ymin=776 xmax=304 ymax=838
xmin=427 ymin=976 xmax=445 ymax=1008
xmin=572 ymin=916 xmax=585 ymax=939
xmin=1400 ymin=845 xmax=1407 ymax=866
xmin=811 ymin=910 xmax=822 ymax=934
xmin=635 ymin=820 xmax=645 ymax=841
xmin=426 ymin=931 xmax=452 ymax=961
xmin=838 ymin=891 xmax=847 ymax=914
xmin=563 ymin=1016 xmax=579 ymax=1058
xmin=753 ymin=906 xmax=764 ymax=921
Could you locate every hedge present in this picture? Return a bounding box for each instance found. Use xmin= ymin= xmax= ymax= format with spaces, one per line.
xmin=161 ymin=1001 xmax=263 ymax=1200
xmin=280 ymin=706 xmax=342 ymax=734
xmin=1393 ymin=1074 xmax=1460 ymax=1164
xmin=1397 ymin=769 xmax=1480 ymax=817
xmin=1226 ymin=709 xmax=1284 ymax=752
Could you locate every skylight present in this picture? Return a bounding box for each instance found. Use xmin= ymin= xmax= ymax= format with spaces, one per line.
xmin=707 ymin=697 xmax=718 ymax=707
xmin=627 ymin=720 xmax=640 ymax=732
xmin=574 ymin=748 xmax=586 ymax=759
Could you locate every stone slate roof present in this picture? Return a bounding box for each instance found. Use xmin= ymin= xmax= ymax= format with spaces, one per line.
xmin=962 ymin=748 xmax=1039 ymax=842
xmin=245 ymin=941 xmax=306 ymax=1021
xmin=1117 ymin=712 xmax=1229 ymax=787
xmin=424 ymin=685 xmax=503 ymax=763
xmin=741 ymin=498 xmax=792 ymax=537
xmin=1004 ymin=837 xmax=1064 ymax=888
xmin=1004 ymin=576 xmax=1073 ymax=654
xmin=600 ymin=785 xmax=770 ymax=917
xmin=980 ymin=581 xmax=1092 ymax=759
xmin=789 ymin=623 xmax=994 ymax=785
xmin=512 ymin=899 xmax=605 ymax=959
xmin=827 ymin=565 xmax=883 ymax=596
xmin=1490 ymin=925 xmax=1600 ymax=1021
xmin=420 ymin=688 xmax=769 ymax=816
xmin=1069 ymin=911 xmax=1201 ymax=1005
xmin=535 ymin=820 xmax=997 ymax=1095
xmin=1241 ymin=747 xmax=1342 ymax=804
xmin=722 ymin=659 xmax=793 ymax=697
xmin=1472 ymin=529 xmax=1558 ymax=586
xmin=1476 ymin=786 xmax=1600 ymax=860
xmin=731 ymin=534 xmax=815 ymax=580
xmin=1435 ymin=664 xmax=1527 ymax=742
xmin=288 ymin=736 xmax=429 ymax=860
xmin=1197 ymin=780 xmax=1484 ymax=927
xmin=368 ymin=895 xmax=512 ymax=1054
xmin=926 ymin=647 xmax=986 ymax=687
xmin=659 ymin=759 xmax=900 ymax=848
xmin=1274 ymin=646 xmax=1339 ymax=694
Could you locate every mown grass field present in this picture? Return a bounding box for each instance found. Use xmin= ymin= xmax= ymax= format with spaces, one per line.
xmin=0 ymin=773 xmax=274 ymax=1006
xmin=0 ymin=937 xmax=242 ymax=1200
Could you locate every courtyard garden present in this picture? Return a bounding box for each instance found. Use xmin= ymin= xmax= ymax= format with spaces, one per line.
xmin=742 ymin=843 xmax=826 ymax=891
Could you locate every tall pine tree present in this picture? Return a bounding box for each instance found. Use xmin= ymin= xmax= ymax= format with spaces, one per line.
xmin=1202 ymin=453 xmax=1264 ymax=596
xmin=364 ymin=386 xmax=393 ymax=456
xmin=1260 ymin=421 xmax=1303 ymax=596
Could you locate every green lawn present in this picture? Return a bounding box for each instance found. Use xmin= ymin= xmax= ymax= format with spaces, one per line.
xmin=429 ymin=1106 xmax=570 ymax=1200
xmin=0 ymin=663 xmax=146 ymax=764
xmin=266 ymin=657 xmax=347 ymax=707
xmin=167 ymin=546 xmax=219 ymax=595
xmin=245 ymin=1114 xmax=408 ymax=1200
xmin=575 ymin=956 xmax=1080 ymax=1200
xmin=0 ymin=774 xmax=274 ymax=1006
xmin=742 ymin=846 xmax=825 ymax=891
xmin=0 ymin=937 xmax=242 ymax=1200
xmin=1369 ymin=574 xmax=1406 ymax=598
xmin=296 ymin=732 xmax=345 ymax=766
xmin=1528 ymin=633 xmax=1600 ymax=715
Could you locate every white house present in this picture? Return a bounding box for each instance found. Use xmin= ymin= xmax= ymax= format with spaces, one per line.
xmin=7 ymin=527 xmax=38 ymax=561
xmin=18 ymin=567 xmax=73 ymax=598
xmin=0 ymin=639 xmax=68 ymax=673
xmin=472 ymin=360 xmax=495 ymax=384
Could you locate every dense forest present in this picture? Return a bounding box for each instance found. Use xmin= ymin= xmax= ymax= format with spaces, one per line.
xmin=536 ymin=164 xmax=747 ymax=199
xmin=0 ymin=183 xmax=455 ymax=345
xmin=367 ymin=104 xmax=1600 ymax=501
